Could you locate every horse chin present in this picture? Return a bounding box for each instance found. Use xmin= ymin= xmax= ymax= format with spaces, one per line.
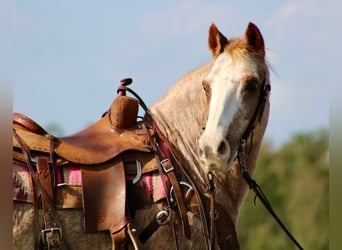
xmin=206 ymin=158 xmax=232 ymax=173
xmin=205 ymin=153 xmax=234 ymax=173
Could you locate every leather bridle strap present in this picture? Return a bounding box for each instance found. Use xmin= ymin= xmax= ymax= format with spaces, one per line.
xmin=237 ymin=78 xmax=304 ymax=250
xmin=241 ymin=78 xmax=270 ymax=143
xmin=238 ymin=145 xmax=304 ymax=250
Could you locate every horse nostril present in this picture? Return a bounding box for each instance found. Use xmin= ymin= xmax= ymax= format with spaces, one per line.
xmin=217 ymin=141 xmax=227 ymax=155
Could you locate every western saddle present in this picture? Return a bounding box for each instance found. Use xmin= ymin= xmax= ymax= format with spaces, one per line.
xmin=13 ymin=79 xmax=239 ymax=250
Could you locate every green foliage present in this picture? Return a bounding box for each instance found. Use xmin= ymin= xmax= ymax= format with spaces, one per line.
xmin=238 ymin=128 xmax=328 ymax=250
xmin=45 ymin=122 xmax=65 ymax=137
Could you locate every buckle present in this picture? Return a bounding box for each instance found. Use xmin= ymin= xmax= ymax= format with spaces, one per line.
xmin=156 ymin=210 xmax=170 ymax=225
xmin=41 ymin=227 xmax=62 ymax=245
xmin=160 ymin=159 xmax=174 ymax=173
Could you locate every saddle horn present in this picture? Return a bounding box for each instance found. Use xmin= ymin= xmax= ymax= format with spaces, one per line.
xmin=108 ymin=78 xmax=139 ymax=129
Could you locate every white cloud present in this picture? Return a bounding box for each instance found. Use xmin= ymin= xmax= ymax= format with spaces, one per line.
xmin=266 ymin=0 xmax=339 ymax=49
xmin=140 ymin=0 xmax=239 ymax=39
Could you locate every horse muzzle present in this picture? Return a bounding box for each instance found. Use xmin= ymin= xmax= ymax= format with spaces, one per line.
xmin=198 ymin=135 xmax=232 ymax=172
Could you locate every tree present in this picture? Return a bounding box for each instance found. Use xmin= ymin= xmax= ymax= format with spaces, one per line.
xmin=45 ymin=122 xmax=65 ymax=137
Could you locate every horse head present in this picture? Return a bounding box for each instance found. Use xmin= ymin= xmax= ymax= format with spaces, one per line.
xmin=199 ymin=22 xmax=270 ymax=172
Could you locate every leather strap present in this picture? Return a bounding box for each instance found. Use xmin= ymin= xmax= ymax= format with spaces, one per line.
xmin=186 ymin=191 xmax=240 ymax=249
xmin=151 ymin=124 xmax=212 ymax=248
xmin=142 ymin=122 xmax=191 ymax=243
xmin=127 ymin=223 xmax=142 ymax=250
xmin=154 ymin=129 xmax=239 ymax=249
xmin=82 ymin=157 xmax=127 ymax=232
xmin=139 ymin=218 xmax=161 ymax=244
xmin=13 ymin=129 xmax=66 ymax=249
xmin=110 ymin=219 xmax=142 ymax=250
xmin=160 ymin=159 xmax=191 ymax=240
xmin=36 ymin=157 xmax=62 ymax=249
xmin=139 ymin=208 xmax=176 ymax=244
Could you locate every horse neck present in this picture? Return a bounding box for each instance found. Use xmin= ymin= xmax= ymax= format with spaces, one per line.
xmin=150 ymin=62 xmax=213 ymax=185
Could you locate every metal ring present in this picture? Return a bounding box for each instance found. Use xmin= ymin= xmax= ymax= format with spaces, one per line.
xmin=132 ymin=159 xmax=142 ymax=184
xmin=169 ymin=181 xmax=193 ymax=203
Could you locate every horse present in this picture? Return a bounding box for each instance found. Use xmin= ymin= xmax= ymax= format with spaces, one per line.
xmin=13 ymin=22 xmax=270 ymax=250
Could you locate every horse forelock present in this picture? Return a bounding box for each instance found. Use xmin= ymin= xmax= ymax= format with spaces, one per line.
xmin=226 ymin=38 xmax=267 ymax=73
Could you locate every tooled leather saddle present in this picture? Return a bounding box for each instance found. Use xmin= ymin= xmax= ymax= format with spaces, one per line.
xmin=13 ymin=79 xmax=240 ymax=250
xmin=13 ymin=79 xmax=166 ymax=249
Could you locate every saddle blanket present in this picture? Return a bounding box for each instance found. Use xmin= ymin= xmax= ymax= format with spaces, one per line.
xmin=13 ymin=164 xmax=168 ymax=205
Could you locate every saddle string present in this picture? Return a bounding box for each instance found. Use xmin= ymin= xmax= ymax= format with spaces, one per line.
xmin=13 ymin=129 xmax=69 ymax=250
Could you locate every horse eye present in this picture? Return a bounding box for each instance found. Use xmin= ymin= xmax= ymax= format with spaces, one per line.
xmin=202 ymin=80 xmax=210 ymax=92
xmin=245 ymin=79 xmax=258 ymax=92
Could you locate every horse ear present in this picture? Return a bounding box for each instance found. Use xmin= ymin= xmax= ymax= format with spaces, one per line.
xmin=245 ymin=22 xmax=265 ymax=57
xmin=208 ymin=23 xmax=229 ymax=58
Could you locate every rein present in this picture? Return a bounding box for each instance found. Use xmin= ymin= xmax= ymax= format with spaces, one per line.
xmin=237 ymin=144 xmax=304 ymax=250
xmin=237 ymin=78 xmax=304 ymax=250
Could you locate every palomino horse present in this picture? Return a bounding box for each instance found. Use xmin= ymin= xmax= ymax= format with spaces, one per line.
xmin=13 ymin=22 xmax=270 ymax=249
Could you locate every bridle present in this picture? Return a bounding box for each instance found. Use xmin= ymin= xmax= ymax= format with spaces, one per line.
xmin=232 ymin=76 xmax=304 ymax=250
xmin=120 ymin=77 xmax=304 ymax=250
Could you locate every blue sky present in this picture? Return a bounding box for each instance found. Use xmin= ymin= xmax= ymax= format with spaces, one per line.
xmin=6 ymin=0 xmax=335 ymax=148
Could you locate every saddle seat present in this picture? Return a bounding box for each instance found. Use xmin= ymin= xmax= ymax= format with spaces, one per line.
xmin=13 ymin=95 xmax=153 ymax=165
xmin=55 ymin=115 xmax=152 ymax=165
